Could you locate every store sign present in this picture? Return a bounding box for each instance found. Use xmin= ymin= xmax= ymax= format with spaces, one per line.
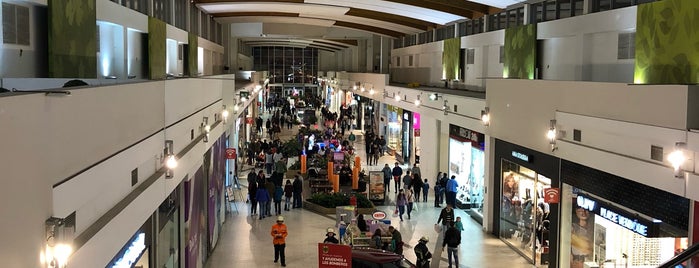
xmin=245 ymin=117 xmax=253 ymax=124
xmin=111 ymin=232 xmax=146 ymax=268
xmin=576 ymin=194 xmax=659 ymax=237
xmin=318 ymin=243 xmax=351 ymax=268
xmin=372 ymin=210 xmax=387 ymax=220
xmin=511 ymin=151 xmax=531 ymax=162
xmin=449 ymin=124 xmax=485 ymax=149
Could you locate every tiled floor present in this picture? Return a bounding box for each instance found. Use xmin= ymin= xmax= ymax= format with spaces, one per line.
xmin=204 ymin=109 xmax=537 ymax=268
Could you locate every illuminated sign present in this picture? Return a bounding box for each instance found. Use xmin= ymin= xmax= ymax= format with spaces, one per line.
xmin=111 ymin=232 xmax=146 ymax=268
xmin=511 ymin=151 xmax=530 ymax=162
xmin=576 ymin=194 xmax=658 ymax=237
xmin=599 ymin=207 xmax=648 ymax=236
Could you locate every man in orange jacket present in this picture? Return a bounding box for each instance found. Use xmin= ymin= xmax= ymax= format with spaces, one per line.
xmin=271 ymin=216 xmax=288 ymax=266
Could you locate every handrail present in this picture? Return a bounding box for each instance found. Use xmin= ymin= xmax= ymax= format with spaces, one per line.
xmin=658 ymin=242 xmax=699 ymax=268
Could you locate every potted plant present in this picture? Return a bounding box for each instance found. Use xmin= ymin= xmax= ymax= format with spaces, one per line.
xmin=305 ymin=192 xmax=375 ymax=215
xmin=280 ymin=137 xmax=302 ymax=158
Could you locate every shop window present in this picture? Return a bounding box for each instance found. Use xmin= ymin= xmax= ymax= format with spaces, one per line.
xmin=408 ymin=55 xmax=413 ymax=67
xmin=396 ymin=57 xmax=400 ymax=67
xmin=499 ymin=46 xmax=505 ymax=64
xmin=466 ymin=49 xmax=475 ymax=65
xmin=500 ymin=159 xmax=552 ymax=263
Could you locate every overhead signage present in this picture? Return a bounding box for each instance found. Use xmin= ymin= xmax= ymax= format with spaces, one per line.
xmin=449 ymin=124 xmax=485 ymax=149
xmin=111 ymin=232 xmax=146 ymax=268
xmin=372 ymin=210 xmax=387 ymax=220
xmin=576 ymin=194 xmax=658 ymax=237
xmin=318 ymin=243 xmax=352 ymax=268
xmin=543 ymin=188 xmax=560 ymax=203
xmin=225 ymin=148 xmax=237 ymax=159
xmin=511 ymin=151 xmax=531 ymax=162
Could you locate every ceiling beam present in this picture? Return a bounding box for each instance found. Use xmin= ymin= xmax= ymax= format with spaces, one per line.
xmin=194 ymin=0 xmax=303 ymax=3
xmin=324 ymin=39 xmax=358 ymax=46
xmin=313 ymin=40 xmax=351 ymax=48
xmin=211 ymin=12 xmax=299 ymax=18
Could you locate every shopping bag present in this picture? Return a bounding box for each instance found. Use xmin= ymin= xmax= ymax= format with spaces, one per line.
xmin=393 ymin=207 xmax=399 ymax=217
xmin=433 ymin=224 xmax=442 ymax=233
xmin=413 ymin=204 xmax=419 ymax=212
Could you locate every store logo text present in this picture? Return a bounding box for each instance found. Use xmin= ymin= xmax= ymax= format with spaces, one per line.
xmin=599 ymin=207 xmax=648 ymax=236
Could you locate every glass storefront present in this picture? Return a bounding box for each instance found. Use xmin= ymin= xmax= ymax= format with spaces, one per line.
xmin=156 ymin=190 xmax=179 ymax=268
xmin=386 ymin=105 xmax=402 ymax=157
xmin=447 ymin=125 xmax=485 ymax=215
xmin=500 ymin=159 xmax=552 ymax=265
xmin=562 ymin=186 xmax=687 ymax=268
xmin=413 ymin=113 xmax=420 ymax=163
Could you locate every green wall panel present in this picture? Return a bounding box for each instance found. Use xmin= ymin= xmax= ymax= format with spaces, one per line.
xmin=48 ymin=0 xmax=97 ymax=78
xmin=635 ymin=0 xmax=699 ymax=84
xmin=442 ymin=38 xmax=460 ymax=80
xmin=504 ymin=24 xmax=537 ymax=80
xmin=188 ymin=33 xmax=198 ymax=77
xmin=148 ymin=17 xmax=166 ymax=80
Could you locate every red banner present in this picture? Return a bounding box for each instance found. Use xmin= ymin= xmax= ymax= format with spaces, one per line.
xmin=246 ymin=117 xmax=254 ymax=124
xmin=225 ymin=148 xmax=236 ymax=159
xmin=543 ymin=187 xmax=560 ymax=203
xmin=318 ymin=243 xmax=351 ymax=268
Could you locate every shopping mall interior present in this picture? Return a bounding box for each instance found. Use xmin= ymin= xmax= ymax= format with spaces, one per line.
xmin=1 ymin=0 xmax=698 ymax=267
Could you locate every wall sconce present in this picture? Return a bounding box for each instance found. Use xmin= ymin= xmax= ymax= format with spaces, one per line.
xmin=240 ymin=96 xmax=248 ymax=102
xmin=234 ymin=104 xmax=240 ymax=112
xmin=383 ymin=91 xmax=389 ymax=98
xmin=414 ymin=95 xmax=421 ymax=107
xmin=164 ymin=140 xmax=177 ymax=178
xmin=394 ymin=92 xmax=401 ymax=102
xmin=481 ymin=107 xmax=490 ymax=126
xmin=668 ymin=142 xmax=687 ymax=178
xmin=429 ymin=93 xmax=442 ymax=101
xmin=104 ymin=75 xmax=117 ymax=80
xmin=442 ymin=100 xmax=450 ymax=115
xmin=369 ymin=88 xmax=375 ymax=95
xmin=202 ymin=117 xmax=210 ymax=142
xmin=43 ymin=217 xmax=74 ymax=268
xmin=221 ymin=105 xmax=229 ymax=124
xmin=547 ymin=119 xmax=558 ymax=151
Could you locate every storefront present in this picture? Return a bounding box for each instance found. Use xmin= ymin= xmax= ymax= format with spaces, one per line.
xmin=560 ymin=160 xmax=689 ymax=268
xmin=494 ymin=139 xmax=560 ymax=266
xmin=385 ymin=104 xmax=402 ymax=159
xmin=447 ymin=125 xmax=485 ymax=218
xmin=108 ymin=219 xmax=152 ymax=268
xmin=413 ymin=113 xmax=420 ymax=164
xmin=156 ymin=188 xmax=181 ymax=268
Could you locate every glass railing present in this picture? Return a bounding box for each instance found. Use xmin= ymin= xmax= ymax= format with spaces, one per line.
xmin=658 ymin=242 xmax=699 ymax=268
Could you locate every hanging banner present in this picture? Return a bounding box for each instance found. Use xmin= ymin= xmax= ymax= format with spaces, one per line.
xmin=225 ymin=148 xmax=236 ymax=159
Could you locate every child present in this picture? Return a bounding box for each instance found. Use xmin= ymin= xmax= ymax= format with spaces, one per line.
xmin=455 ymin=216 xmax=465 ymax=232
xmin=422 ymin=179 xmax=429 ymax=202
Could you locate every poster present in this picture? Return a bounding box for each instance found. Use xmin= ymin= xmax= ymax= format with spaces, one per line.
xmin=368 ymin=171 xmax=385 ymax=201
xmin=318 ymin=243 xmax=352 ymax=268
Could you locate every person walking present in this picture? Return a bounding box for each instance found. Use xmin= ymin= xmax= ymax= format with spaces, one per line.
xmin=439 ymin=173 xmax=448 ymax=206
xmin=256 ymin=186 xmax=270 ymax=219
xmin=392 ymin=163 xmax=403 ymax=193
xmin=265 ymin=178 xmax=275 ymax=217
xmin=283 ymin=180 xmax=293 ymax=211
xmin=414 ymin=236 xmax=432 ymax=268
xmin=249 ymin=177 xmax=258 ymax=216
xmin=396 ymin=189 xmax=407 ymax=222
xmin=446 ymin=175 xmax=459 ymax=207
xmin=274 ymin=184 xmax=283 ymax=215
xmin=405 ymin=187 xmax=415 ymax=220
xmin=412 ymin=172 xmax=423 ymax=202
xmin=382 ymin=164 xmax=392 ymax=194
xmin=436 ymin=204 xmax=455 ymax=235
xmin=388 ymin=226 xmax=403 ymax=255
xmin=442 ymin=222 xmax=461 ymax=268
xmin=402 ymin=170 xmax=412 ymax=190
xmin=292 ymin=175 xmax=303 ymax=208
xmin=271 ymin=216 xmax=288 ymax=267
xmin=422 ymin=179 xmax=430 ymax=202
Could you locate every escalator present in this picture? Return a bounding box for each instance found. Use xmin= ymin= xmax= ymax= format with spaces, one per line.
xmin=658 ymin=242 xmax=699 ymax=268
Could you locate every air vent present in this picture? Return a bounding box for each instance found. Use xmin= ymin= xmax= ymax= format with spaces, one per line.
xmin=131 ymin=168 xmax=138 ymax=186
xmin=573 ymin=129 xmax=581 ymax=142
xmin=2 ymin=3 xmax=30 ymax=46
xmin=453 ymin=105 xmax=457 ymax=113
xmin=191 ymin=129 xmax=194 ymax=140
xmin=650 ymin=145 xmax=663 ymax=161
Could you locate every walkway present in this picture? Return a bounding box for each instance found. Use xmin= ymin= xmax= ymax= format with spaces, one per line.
xmin=205 ymin=108 xmax=537 ymax=268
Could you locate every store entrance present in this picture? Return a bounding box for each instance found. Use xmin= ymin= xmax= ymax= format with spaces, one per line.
xmin=500 ymin=159 xmax=552 ymax=266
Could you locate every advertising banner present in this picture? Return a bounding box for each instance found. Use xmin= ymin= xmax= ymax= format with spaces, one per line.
xmin=318 ymin=243 xmax=351 ymax=268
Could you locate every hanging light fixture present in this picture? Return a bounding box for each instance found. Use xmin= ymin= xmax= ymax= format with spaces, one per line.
xmin=221 ymin=105 xmax=229 ymax=124
xmin=481 ymin=107 xmax=490 ymax=126
xmin=164 ymin=140 xmax=177 ymax=178
xmin=414 ymin=95 xmax=421 ymax=107
xmin=668 ymin=142 xmax=687 ymax=178
xmin=395 ymin=92 xmax=401 ymax=102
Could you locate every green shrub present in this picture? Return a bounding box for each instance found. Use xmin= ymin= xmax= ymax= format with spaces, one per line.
xmin=308 ymin=192 xmax=373 ymax=208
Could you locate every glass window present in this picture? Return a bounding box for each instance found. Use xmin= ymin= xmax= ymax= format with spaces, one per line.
xmin=572 ymin=0 xmax=584 ymax=16
xmin=500 ymin=159 xmax=551 ymax=264
xmin=458 ymin=21 xmax=468 ymax=37
xmin=558 ymin=0 xmax=572 ymax=19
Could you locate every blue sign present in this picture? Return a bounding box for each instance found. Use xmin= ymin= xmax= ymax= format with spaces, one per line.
xmin=511 ymin=151 xmax=530 ymax=162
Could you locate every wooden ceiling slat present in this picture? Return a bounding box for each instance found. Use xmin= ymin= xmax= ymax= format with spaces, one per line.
xmin=313 ymin=40 xmax=351 ymax=48
xmin=194 ymin=0 xmax=302 ymax=3
xmin=211 ymin=12 xmax=299 ymax=17
xmin=334 ymin=21 xmax=403 ymax=38
xmin=346 ymin=8 xmax=437 ymax=31
xmin=325 ymin=39 xmax=358 ymax=46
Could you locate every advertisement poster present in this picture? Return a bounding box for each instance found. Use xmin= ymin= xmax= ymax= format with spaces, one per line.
xmin=368 ymin=171 xmax=385 ymax=202
xmin=186 ymin=167 xmax=205 ymax=268
xmin=570 ymin=194 xmax=595 ymax=268
xmin=318 ymin=243 xmax=352 ymax=268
